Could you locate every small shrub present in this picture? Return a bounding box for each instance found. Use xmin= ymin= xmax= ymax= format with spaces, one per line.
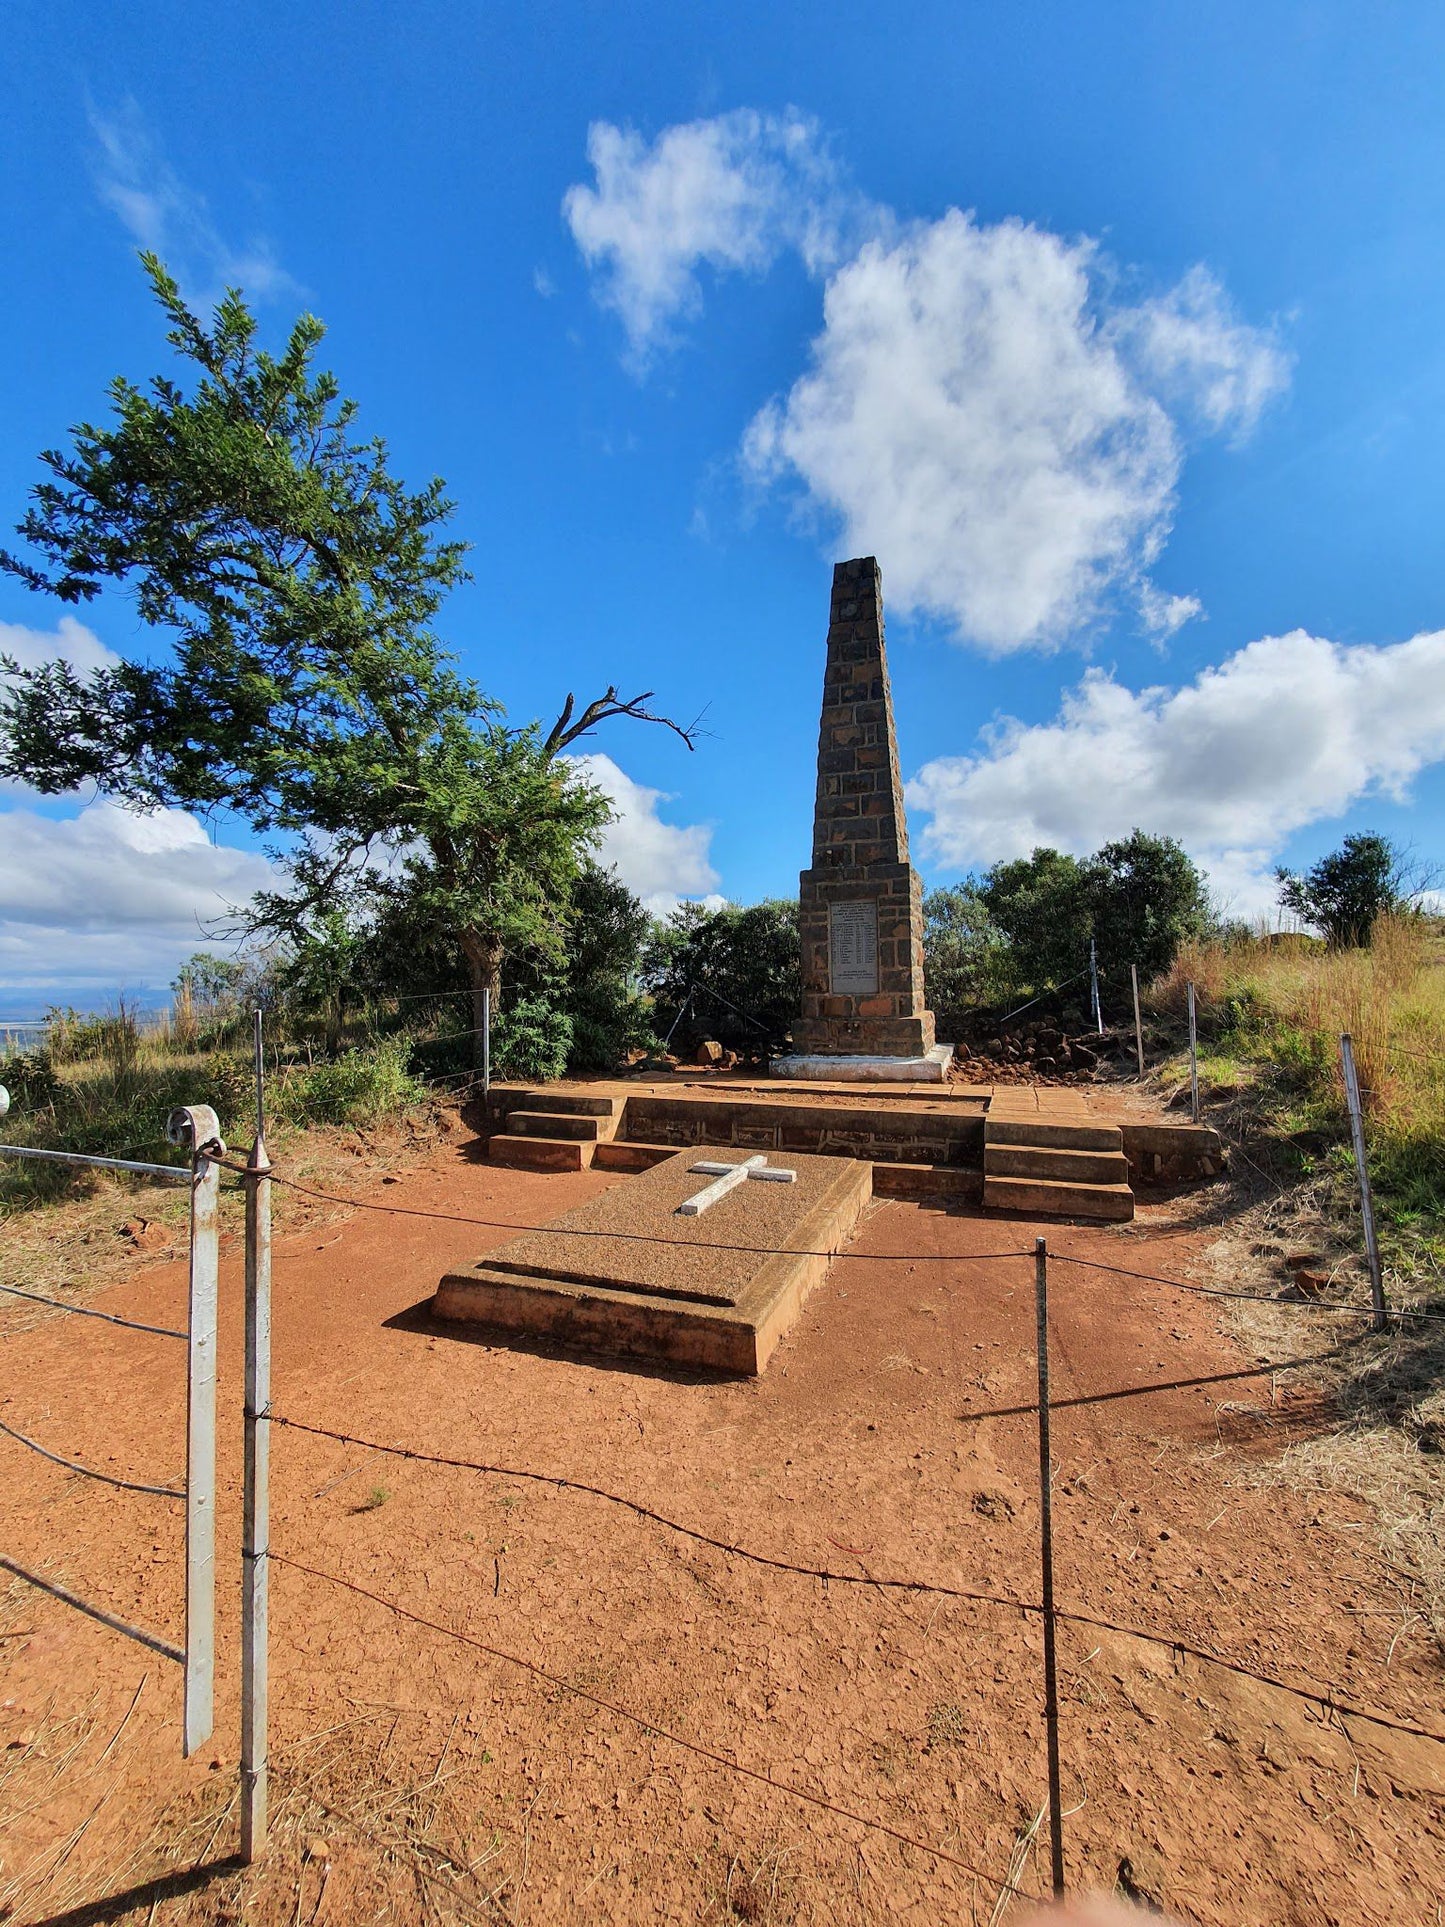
xmin=279 ymin=1038 xmax=424 ymax=1127
xmin=490 ymin=997 xmax=572 ymax=1081
xmin=203 ymin=1050 xmax=256 ymax=1135
xmin=0 ymin=1047 xmax=64 ymax=1110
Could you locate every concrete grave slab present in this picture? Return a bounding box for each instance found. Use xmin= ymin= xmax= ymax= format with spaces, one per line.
xmin=433 ymin=1148 xmax=872 ymax=1374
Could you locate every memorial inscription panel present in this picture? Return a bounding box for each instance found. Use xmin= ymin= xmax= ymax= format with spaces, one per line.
xmin=828 ymin=899 xmax=879 ymax=996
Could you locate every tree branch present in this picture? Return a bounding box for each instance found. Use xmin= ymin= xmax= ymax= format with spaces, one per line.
xmin=543 ymin=687 xmax=698 ymax=758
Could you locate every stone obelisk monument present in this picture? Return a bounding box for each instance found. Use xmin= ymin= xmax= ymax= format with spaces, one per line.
xmin=775 ymin=556 xmax=951 ymax=1082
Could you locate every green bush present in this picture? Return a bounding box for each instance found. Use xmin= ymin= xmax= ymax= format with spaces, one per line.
xmin=490 ymin=997 xmax=573 ymax=1081
xmin=277 ymin=1038 xmax=424 ymax=1127
xmin=642 ymin=900 xmax=799 ymax=1056
xmin=0 ymin=1047 xmax=65 ymax=1110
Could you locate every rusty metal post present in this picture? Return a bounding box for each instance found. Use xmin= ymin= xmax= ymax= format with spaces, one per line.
xmin=1034 ymin=1237 xmax=1065 ymax=1897
xmin=1187 ymin=981 xmax=1200 ymax=1124
xmin=1340 ymin=1034 xmax=1387 ymax=1333
xmin=168 ymin=1103 xmax=223 ymax=1758
xmin=241 ymin=1013 xmax=273 ymax=1858
xmin=1131 ymin=963 xmax=1145 ymax=1078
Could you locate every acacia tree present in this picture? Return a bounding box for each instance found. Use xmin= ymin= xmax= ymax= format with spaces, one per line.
xmin=1275 ymin=834 xmax=1415 ymax=947
xmin=0 ymin=257 xmax=692 ymax=1058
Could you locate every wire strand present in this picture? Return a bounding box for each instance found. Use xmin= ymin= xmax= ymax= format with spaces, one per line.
xmin=226 ymin=1158 xmax=1029 ymax=1266
xmin=272 ymin=1412 xmax=1445 ymax=1745
xmin=1051 ymin=1250 xmax=1445 ymax=1324
xmin=0 ymin=1415 xmax=185 ymax=1499
xmin=231 ymin=1159 xmax=1445 ymax=1322
xmin=268 ymin=1548 xmax=1046 ymax=1898
xmin=0 ymin=1280 xmax=186 ymax=1340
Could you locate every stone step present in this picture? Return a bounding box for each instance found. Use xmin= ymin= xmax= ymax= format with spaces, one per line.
xmin=505 ymin=1110 xmax=603 ymax=1141
xmin=591 ymin=1141 xmax=675 ymax=1173
xmin=984 ymin=1142 xmax=1130 ymax=1186
xmin=985 ymin=1116 xmax=1122 ymax=1153
xmin=508 ymin=1089 xmax=624 ymax=1119
xmin=981 ymin=1173 xmax=1134 ymax=1223
xmin=488 ymin=1133 xmax=592 ymax=1172
xmin=871 ymin=1162 xmax=982 ymax=1205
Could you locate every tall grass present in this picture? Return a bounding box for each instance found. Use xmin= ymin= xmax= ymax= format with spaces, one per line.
xmin=0 ymin=1021 xmax=431 ymax=1213
xmin=1147 ymin=914 xmax=1445 ymax=1261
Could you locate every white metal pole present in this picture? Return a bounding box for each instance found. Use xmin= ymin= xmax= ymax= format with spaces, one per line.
xmin=241 ymin=1015 xmax=272 ymax=1858
xmin=1089 ymin=939 xmax=1103 ymax=1035
xmin=1131 ymin=963 xmax=1144 ymax=1078
xmin=1340 ymin=1033 xmax=1387 ymax=1332
xmin=171 ymin=1104 xmax=222 ymax=1757
xmin=1186 ymin=982 xmax=1200 ymax=1124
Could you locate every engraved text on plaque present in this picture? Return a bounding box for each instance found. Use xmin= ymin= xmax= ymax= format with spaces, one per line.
xmin=828 ymin=900 xmax=879 ymax=996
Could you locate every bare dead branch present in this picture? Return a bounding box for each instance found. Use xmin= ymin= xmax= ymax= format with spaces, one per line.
xmin=543 ymin=687 xmax=698 ymax=758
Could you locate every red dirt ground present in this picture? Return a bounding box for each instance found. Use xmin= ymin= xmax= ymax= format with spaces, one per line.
xmin=2 ymin=1134 xmax=1442 ymax=1925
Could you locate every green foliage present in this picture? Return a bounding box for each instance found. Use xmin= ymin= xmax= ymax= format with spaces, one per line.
xmin=488 ymin=997 xmax=573 ymax=1081
xmin=1087 ymin=830 xmax=1211 ymax=979
xmin=556 ymin=863 xmax=656 ymax=1071
xmin=642 ymin=900 xmax=800 ymax=1055
xmin=1276 ymin=833 xmax=1408 ymax=947
xmin=977 ymin=849 xmax=1092 ymax=988
xmin=43 ymin=1003 xmax=140 ymax=1072
xmin=973 ymin=830 xmax=1209 ymax=993
xmin=0 ymin=255 xmax=473 ymax=829
xmin=0 ymin=1047 xmax=64 ymax=1109
xmin=276 ymin=1038 xmax=423 ymax=1127
xmin=922 ymin=886 xmax=1019 ymax=1032
xmin=0 ymin=259 xmax=685 ymax=1066
xmin=172 ymin=952 xmax=247 ymax=1009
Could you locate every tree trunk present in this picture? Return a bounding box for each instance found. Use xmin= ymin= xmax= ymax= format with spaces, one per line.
xmin=459 ymin=931 xmax=503 ymax=1073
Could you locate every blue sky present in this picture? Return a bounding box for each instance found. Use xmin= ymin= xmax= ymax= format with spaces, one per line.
xmin=3 ymin=0 xmax=1445 ymax=1007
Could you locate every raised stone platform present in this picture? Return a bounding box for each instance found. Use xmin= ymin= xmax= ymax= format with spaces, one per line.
xmin=434 ymin=1148 xmax=872 ymax=1374
xmin=477 ymin=1077 xmax=1226 ymax=1220
xmin=772 ymin=1044 xmax=954 ymax=1084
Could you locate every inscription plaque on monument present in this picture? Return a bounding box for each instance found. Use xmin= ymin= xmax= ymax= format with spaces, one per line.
xmin=828 ymin=899 xmax=878 ymax=996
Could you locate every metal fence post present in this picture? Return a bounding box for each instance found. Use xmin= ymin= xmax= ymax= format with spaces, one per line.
xmin=168 ymin=1103 xmax=223 ymax=1758
xmin=1034 ymin=1237 xmax=1065 ymax=1899
xmin=1089 ymin=939 xmax=1103 ymax=1035
xmin=1339 ymin=1033 xmax=1387 ymax=1333
xmin=241 ymin=1014 xmax=273 ymax=1858
xmin=1186 ymin=981 xmax=1200 ymax=1124
xmin=1131 ymin=963 xmax=1144 ymax=1078
xmin=482 ymin=986 xmax=491 ymax=1100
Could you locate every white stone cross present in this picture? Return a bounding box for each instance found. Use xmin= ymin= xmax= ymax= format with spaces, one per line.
xmin=676 ymin=1153 xmax=797 ymax=1217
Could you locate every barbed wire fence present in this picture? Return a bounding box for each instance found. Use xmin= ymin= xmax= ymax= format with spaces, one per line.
xmin=0 ymin=1100 xmax=226 ymax=1757
xmin=225 ymin=1010 xmax=1441 ymax=1902
xmin=2 ymin=1006 xmax=1439 ymax=1909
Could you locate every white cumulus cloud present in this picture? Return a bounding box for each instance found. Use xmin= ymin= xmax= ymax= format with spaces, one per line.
xmin=906 ymin=627 xmax=1445 ymax=915
xmin=1 ymin=617 xmax=122 ymax=801
xmin=563 ymin=109 xmax=852 ymax=362
xmin=1 ymin=615 xmax=120 ymax=678
xmin=565 ymin=111 xmax=1289 ymax=651
xmin=567 ymin=752 xmax=720 ymax=914
xmin=1 ymin=618 xmax=276 ymax=997
xmin=744 ymin=214 xmax=1288 ymax=652
xmin=0 ymin=802 xmax=275 ymax=997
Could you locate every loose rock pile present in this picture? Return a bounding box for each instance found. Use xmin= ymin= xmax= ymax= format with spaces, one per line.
xmin=951 ymin=1021 xmax=1130 ymax=1086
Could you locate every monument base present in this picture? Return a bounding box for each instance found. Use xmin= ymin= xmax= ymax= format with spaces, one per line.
xmin=771 ymin=1043 xmax=955 ymax=1084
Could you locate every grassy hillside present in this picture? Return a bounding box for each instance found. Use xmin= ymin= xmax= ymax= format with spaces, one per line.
xmin=1146 ymin=914 xmax=1445 ymax=1283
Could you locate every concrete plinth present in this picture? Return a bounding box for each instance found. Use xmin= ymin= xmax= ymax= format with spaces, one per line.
xmin=771 ymin=1044 xmax=954 ymax=1084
